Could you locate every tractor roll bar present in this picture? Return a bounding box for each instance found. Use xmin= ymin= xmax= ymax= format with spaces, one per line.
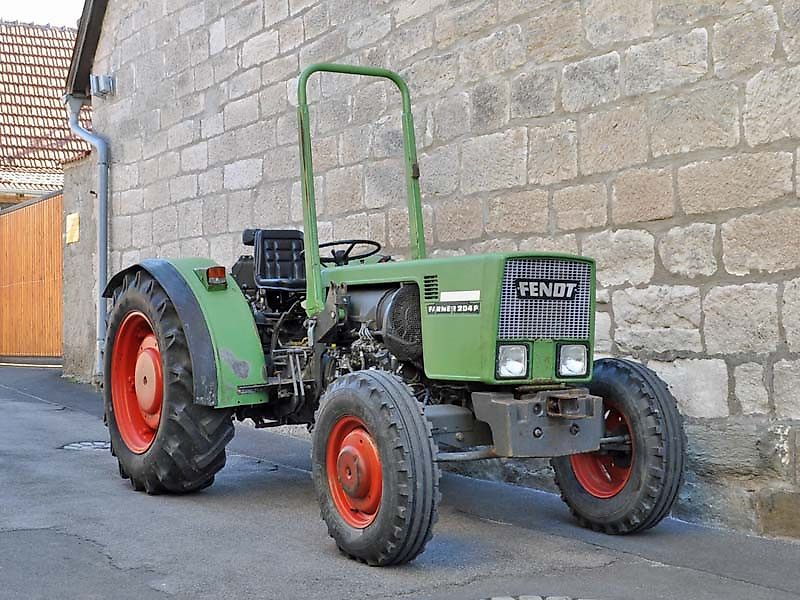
xmin=297 ymin=63 xmax=427 ymax=317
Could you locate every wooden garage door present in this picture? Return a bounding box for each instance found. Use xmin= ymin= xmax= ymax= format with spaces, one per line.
xmin=0 ymin=193 xmax=63 ymax=358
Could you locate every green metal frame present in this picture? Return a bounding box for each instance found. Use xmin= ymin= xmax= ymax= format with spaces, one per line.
xmin=297 ymin=63 xmax=426 ymax=317
xmin=322 ymin=252 xmax=596 ymax=385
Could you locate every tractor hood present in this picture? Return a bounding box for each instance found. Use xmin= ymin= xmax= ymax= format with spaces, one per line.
xmin=322 ymin=252 xmax=596 ymax=386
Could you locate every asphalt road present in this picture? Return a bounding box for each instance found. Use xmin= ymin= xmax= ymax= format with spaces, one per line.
xmin=1 ymin=366 xmax=799 ymax=600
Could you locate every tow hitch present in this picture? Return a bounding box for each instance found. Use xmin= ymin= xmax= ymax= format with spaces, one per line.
xmin=470 ymin=389 xmax=604 ymax=458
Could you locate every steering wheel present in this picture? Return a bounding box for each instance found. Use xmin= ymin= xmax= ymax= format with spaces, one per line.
xmin=318 ymin=239 xmax=382 ymax=266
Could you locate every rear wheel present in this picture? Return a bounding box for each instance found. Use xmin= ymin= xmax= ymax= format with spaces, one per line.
xmin=104 ymin=269 xmax=234 ymax=494
xmin=551 ymin=358 xmax=686 ymax=534
xmin=312 ymin=370 xmax=440 ymax=566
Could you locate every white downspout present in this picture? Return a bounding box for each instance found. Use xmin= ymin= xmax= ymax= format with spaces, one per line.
xmin=63 ymin=94 xmax=109 ymax=381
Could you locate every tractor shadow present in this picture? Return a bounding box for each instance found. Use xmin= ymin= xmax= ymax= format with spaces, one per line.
xmin=199 ymin=453 xmax=499 ymax=569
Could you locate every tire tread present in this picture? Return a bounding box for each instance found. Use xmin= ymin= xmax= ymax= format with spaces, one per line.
xmin=105 ymin=269 xmax=235 ymax=495
xmin=551 ymin=358 xmax=686 ymax=534
xmin=313 ymin=370 xmax=440 ymax=566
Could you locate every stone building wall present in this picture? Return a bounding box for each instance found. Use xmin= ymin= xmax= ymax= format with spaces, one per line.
xmin=65 ymin=0 xmax=800 ymax=535
xmin=63 ymin=156 xmax=99 ymax=379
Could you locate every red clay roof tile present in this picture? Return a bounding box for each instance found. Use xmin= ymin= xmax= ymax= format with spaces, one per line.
xmin=0 ymin=21 xmax=92 ymax=193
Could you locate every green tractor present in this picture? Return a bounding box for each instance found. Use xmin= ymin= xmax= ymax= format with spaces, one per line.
xmin=103 ymin=64 xmax=686 ymax=566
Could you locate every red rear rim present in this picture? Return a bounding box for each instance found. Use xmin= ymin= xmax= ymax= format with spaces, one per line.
xmin=326 ymin=415 xmax=383 ymax=528
xmin=111 ymin=311 xmax=164 ymax=454
xmin=570 ymin=404 xmax=634 ymax=499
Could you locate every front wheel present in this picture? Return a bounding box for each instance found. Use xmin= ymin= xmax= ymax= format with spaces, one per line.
xmin=551 ymin=358 xmax=686 ymax=534
xmin=312 ymin=370 xmax=440 ymax=566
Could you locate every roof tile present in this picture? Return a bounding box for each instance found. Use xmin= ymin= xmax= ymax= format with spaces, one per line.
xmin=0 ymin=21 xmax=92 ymax=193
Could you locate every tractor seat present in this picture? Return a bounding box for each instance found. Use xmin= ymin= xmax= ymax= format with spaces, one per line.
xmin=242 ymin=229 xmax=306 ymax=292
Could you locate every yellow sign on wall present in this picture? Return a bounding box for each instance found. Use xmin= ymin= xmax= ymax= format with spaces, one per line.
xmin=65 ymin=212 xmax=80 ymax=244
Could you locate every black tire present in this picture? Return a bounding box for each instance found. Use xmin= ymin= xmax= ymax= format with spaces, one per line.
xmin=312 ymin=370 xmax=440 ymax=566
xmin=104 ymin=269 xmax=235 ymax=494
xmin=551 ymin=358 xmax=686 ymax=534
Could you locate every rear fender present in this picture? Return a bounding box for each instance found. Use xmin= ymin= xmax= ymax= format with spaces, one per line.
xmin=103 ymin=258 xmax=269 ymax=408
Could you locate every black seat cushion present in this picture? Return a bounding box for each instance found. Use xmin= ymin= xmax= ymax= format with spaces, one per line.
xmin=251 ymin=229 xmax=306 ymax=291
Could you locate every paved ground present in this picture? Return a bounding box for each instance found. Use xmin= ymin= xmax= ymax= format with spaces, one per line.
xmin=1 ymin=366 xmax=799 ymax=600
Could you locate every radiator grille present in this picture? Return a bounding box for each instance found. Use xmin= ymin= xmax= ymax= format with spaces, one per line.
xmin=498 ymin=258 xmax=592 ymax=340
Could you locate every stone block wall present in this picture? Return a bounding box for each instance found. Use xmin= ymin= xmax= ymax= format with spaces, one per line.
xmin=66 ymin=0 xmax=800 ymax=535
xmin=63 ymin=156 xmax=99 ymax=380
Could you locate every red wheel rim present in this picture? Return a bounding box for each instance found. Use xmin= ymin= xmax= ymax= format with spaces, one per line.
xmin=570 ymin=404 xmax=634 ymax=499
xmin=111 ymin=311 xmax=164 ymax=454
xmin=326 ymin=415 xmax=383 ymax=528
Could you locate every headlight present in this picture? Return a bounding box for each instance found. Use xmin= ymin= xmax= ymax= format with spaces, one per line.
xmin=497 ymin=345 xmax=528 ymax=378
xmin=559 ymin=344 xmax=588 ymax=377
